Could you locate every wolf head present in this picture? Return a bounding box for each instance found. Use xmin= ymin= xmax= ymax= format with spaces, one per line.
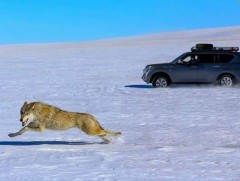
xmin=20 ymin=102 xmax=36 ymax=127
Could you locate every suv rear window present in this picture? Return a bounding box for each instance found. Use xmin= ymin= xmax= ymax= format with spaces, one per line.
xmin=198 ymin=54 xmax=215 ymax=63
xmin=218 ymin=54 xmax=234 ymax=63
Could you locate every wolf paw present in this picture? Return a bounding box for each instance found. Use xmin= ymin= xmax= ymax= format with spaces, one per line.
xmin=8 ymin=133 xmax=17 ymax=137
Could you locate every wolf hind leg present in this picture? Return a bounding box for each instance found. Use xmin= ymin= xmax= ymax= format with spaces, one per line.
xmin=98 ymin=135 xmax=112 ymax=144
xmin=97 ymin=129 xmax=121 ymax=144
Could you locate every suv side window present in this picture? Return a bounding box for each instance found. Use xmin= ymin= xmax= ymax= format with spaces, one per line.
xmin=198 ymin=54 xmax=216 ymax=64
xmin=218 ymin=54 xmax=235 ymax=63
xmin=178 ymin=54 xmax=198 ymax=64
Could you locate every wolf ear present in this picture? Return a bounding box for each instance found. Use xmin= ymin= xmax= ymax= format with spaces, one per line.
xmin=23 ymin=102 xmax=27 ymax=106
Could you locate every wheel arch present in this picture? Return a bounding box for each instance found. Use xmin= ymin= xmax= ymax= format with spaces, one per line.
xmin=150 ymin=72 xmax=172 ymax=83
xmin=216 ymin=73 xmax=238 ymax=83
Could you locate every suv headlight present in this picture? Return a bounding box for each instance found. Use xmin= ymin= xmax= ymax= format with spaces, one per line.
xmin=143 ymin=66 xmax=152 ymax=74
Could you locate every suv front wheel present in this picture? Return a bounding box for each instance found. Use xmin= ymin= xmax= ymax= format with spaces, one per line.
xmin=152 ymin=76 xmax=170 ymax=88
xmin=218 ymin=74 xmax=235 ymax=87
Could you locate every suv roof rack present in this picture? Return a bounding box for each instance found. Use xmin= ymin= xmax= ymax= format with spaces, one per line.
xmin=213 ymin=47 xmax=239 ymax=52
xmin=191 ymin=44 xmax=239 ymax=52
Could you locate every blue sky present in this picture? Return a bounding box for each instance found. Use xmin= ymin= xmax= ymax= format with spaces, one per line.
xmin=0 ymin=0 xmax=240 ymax=44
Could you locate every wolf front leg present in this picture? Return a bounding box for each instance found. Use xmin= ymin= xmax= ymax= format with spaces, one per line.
xmin=8 ymin=126 xmax=29 ymax=137
xmin=8 ymin=124 xmax=45 ymax=137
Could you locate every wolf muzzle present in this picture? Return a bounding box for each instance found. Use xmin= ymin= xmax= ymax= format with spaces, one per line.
xmin=20 ymin=118 xmax=27 ymax=126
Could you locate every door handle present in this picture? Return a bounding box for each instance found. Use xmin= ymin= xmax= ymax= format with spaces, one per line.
xmin=191 ymin=66 xmax=197 ymax=68
xmin=213 ymin=65 xmax=220 ymax=68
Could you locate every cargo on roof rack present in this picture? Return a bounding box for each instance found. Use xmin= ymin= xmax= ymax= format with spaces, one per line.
xmin=191 ymin=43 xmax=239 ymax=52
xmin=191 ymin=43 xmax=213 ymax=51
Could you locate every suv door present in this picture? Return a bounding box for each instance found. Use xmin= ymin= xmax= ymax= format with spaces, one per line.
xmin=218 ymin=54 xmax=236 ymax=72
xmin=171 ymin=54 xmax=199 ymax=82
xmin=196 ymin=53 xmax=222 ymax=82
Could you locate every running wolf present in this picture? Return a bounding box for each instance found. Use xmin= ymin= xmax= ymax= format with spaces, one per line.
xmin=8 ymin=102 xmax=121 ymax=143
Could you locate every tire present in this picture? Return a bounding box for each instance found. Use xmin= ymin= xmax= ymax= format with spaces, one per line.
xmin=196 ymin=43 xmax=213 ymax=50
xmin=152 ymin=76 xmax=170 ymax=88
xmin=218 ymin=74 xmax=235 ymax=87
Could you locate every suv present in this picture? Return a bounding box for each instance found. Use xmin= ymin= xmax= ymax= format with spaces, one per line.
xmin=142 ymin=44 xmax=240 ymax=87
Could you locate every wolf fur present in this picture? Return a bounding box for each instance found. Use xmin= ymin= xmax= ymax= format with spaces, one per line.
xmin=8 ymin=102 xmax=121 ymax=143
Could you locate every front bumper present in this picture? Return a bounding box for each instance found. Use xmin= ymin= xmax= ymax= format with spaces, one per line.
xmin=142 ymin=73 xmax=151 ymax=83
xmin=142 ymin=66 xmax=153 ymax=83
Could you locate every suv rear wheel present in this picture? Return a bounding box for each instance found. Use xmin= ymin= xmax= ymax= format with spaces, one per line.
xmin=152 ymin=76 xmax=170 ymax=88
xmin=218 ymin=74 xmax=235 ymax=87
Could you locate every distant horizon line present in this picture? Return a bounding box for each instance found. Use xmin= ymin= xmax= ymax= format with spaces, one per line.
xmin=1 ymin=25 xmax=239 ymax=46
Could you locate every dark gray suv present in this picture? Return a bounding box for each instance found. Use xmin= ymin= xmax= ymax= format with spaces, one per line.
xmin=142 ymin=44 xmax=240 ymax=88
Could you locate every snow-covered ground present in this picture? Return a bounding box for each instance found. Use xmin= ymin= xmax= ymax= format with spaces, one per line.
xmin=1 ymin=26 xmax=240 ymax=180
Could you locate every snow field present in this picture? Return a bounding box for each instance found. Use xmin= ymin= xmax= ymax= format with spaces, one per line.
xmin=1 ymin=26 xmax=240 ymax=180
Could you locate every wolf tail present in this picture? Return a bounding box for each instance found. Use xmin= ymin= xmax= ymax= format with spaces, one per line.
xmin=101 ymin=129 xmax=121 ymax=136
